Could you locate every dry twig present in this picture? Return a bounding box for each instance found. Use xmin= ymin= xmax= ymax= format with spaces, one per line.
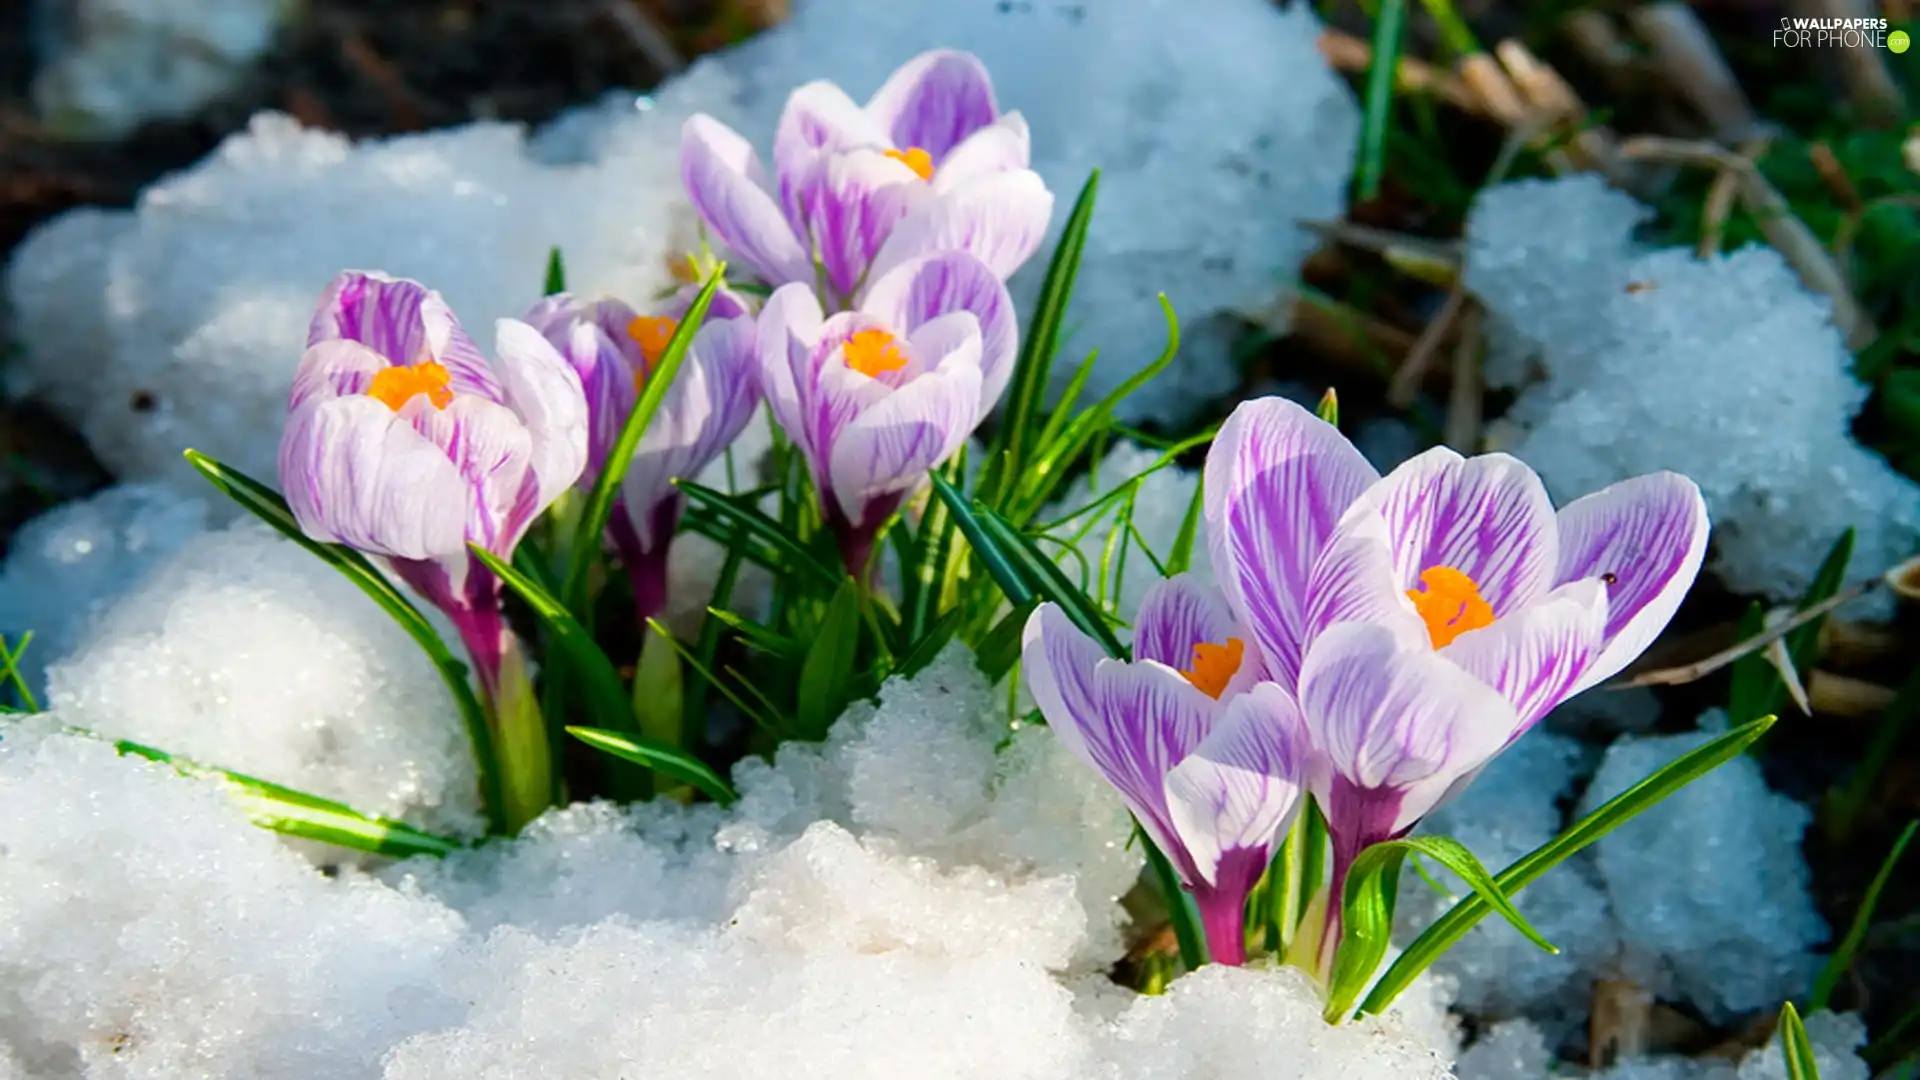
xmin=1626 ymin=3 xmax=1765 ymax=143
xmin=1615 ymin=581 xmax=1871 ymax=688
xmin=1444 ymin=304 xmax=1484 ymax=451
xmin=1317 ymin=30 xmax=1487 ymax=116
xmin=1390 ymin=285 xmax=1466 ymax=406
xmin=1620 ymin=136 xmax=1877 ymax=350
xmin=1697 ymin=137 xmax=1771 ymax=257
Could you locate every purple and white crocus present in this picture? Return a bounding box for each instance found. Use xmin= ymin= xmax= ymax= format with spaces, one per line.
xmin=1023 ymin=575 xmax=1307 ymax=966
xmin=1204 ymin=396 xmax=1708 ymax=949
xmin=760 ymin=248 xmax=1018 ymax=578
xmin=280 ymin=271 xmax=589 ymax=828
xmin=681 ymin=49 xmax=1052 ymax=308
xmin=524 ymin=285 xmax=761 ymax=624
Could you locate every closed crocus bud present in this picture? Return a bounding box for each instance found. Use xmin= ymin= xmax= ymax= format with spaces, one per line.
xmin=523 ymin=284 xmax=761 ymax=624
xmin=758 ymin=248 xmax=1017 ymax=581
xmin=679 ymin=49 xmax=1052 ymax=308
xmin=1021 ymin=575 xmax=1306 ymax=966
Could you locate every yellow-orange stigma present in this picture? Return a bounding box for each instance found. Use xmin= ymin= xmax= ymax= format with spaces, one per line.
xmin=1406 ymin=566 xmax=1495 ymax=648
xmin=366 ymin=361 xmax=454 ymax=411
xmin=1180 ymin=638 xmax=1245 ymax=700
xmin=627 ymin=315 xmax=679 ymax=374
xmin=884 ymin=146 xmax=936 ymax=181
xmin=844 ymin=328 xmax=908 ymax=377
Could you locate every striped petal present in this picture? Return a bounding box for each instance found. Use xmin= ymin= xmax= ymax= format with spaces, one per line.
xmin=1205 ymin=396 xmax=1381 ymax=691
xmin=1164 ymin=681 xmax=1307 ymax=889
xmin=857 ymin=250 xmax=1018 ymax=409
xmin=400 ymin=393 xmax=535 ymax=555
xmin=1133 ymin=574 xmax=1265 ymax=699
xmin=288 ymin=339 xmax=389 ymax=411
xmin=1366 ymin=448 xmax=1558 ymax=616
xmin=1302 ymin=502 xmax=1431 ymax=654
xmin=773 ymin=79 xmax=891 ymax=181
xmin=1297 ymin=621 xmax=1518 ymax=837
xmin=308 ymin=271 xmax=502 ymax=402
xmin=792 ymin=148 xmax=930 ymax=302
xmin=278 ymin=396 xmax=470 ymax=561
xmin=864 ymin=50 xmax=1000 ymax=162
xmin=521 ymin=295 xmax=636 ymax=484
xmin=621 ymin=314 xmax=763 ymax=552
xmin=1440 ymin=578 xmax=1609 ymax=735
xmin=756 ymin=283 xmax=826 ymax=464
xmin=825 ymin=359 xmax=981 ymax=528
xmin=681 ymin=115 xmax=814 ymax=288
xmin=1554 ymin=472 xmax=1710 ymax=695
xmin=933 ymin=113 xmax=1032 ymax=191
xmin=492 ymin=317 xmax=589 ymax=540
xmin=865 ymin=170 xmax=1054 ymax=285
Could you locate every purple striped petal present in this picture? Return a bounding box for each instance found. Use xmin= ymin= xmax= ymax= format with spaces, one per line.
xmin=773 ymin=79 xmax=891 ymax=181
xmin=681 ymin=115 xmax=813 ymax=288
xmin=278 ymin=396 xmax=471 ymax=561
xmin=825 ymin=360 xmax=982 ymax=527
xmin=1297 ymin=621 xmax=1518 ymax=837
xmin=1554 ymin=472 xmax=1710 ymax=695
xmin=865 ymin=170 xmax=1054 ymax=285
xmin=1164 ymin=681 xmax=1307 ymax=889
xmin=1302 ymin=503 xmax=1431 ymax=654
xmin=858 ymin=250 xmax=1018 ymax=408
xmin=1020 ymin=604 xmax=1218 ymax=884
xmin=933 ymin=113 xmax=1031 ymax=190
xmin=539 ymin=300 xmax=636 ymax=485
xmin=756 ymin=283 xmax=826 ymax=464
xmin=793 ymin=148 xmax=930 ymax=302
xmin=308 ymin=271 xmax=502 ymax=402
xmin=1205 ymin=396 xmax=1381 ymax=692
xmin=491 ymin=318 xmax=589 ymax=544
xmin=288 ymin=340 xmax=388 ymax=411
xmin=1367 ymin=448 xmax=1557 ymax=616
xmin=1440 ymin=579 xmax=1609 ymax=734
xmin=401 ymin=393 xmax=536 ymax=554
xmin=1133 ymin=575 xmax=1265 ymax=699
xmin=620 ymin=314 xmax=763 ymax=552
xmin=864 ymin=50 xmax=999 ymax=162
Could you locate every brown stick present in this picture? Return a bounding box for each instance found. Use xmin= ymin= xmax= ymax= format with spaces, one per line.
xmin=1618 ymin=136 xmax=1877 ymax=350
xmin=1809 ymin=670 xmax=1899 ymax=717
xmin=1390 ymin=285 xmax=1467 ymax=407
xmin=1697 ymin=138 xmax=1771 ymax=257
xmin=1318 ymin=30 xmax=1488 ymax=116
xmin=1626 ymin=3 xmax=1764 ymax=142
xmin=1614 ymin=582 xmax=1871 ymax=688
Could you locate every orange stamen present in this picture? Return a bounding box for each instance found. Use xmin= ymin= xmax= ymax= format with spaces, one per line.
xmin=1180 ymin=638 xmax=1245 ymax=700
xmin=366 ymin=361 xmax=454 ymax=411
xmin=844 ymin=328 xmax=908 ymax=377
xmin=884 ymin=146 xmax=936 ymax=181
xmin=1406 ymin=566 xmax=1495 ymax=648
xmin=627 ymin=315 xmax=679 ymax=372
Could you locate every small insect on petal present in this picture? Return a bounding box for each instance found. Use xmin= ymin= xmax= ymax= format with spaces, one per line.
xmin=1180 ymin=638 xmax=1245 ymax=700
xmin=366 ymin=360 xmax=454 ymax=411
xmin=884 ymin=146 xmax=936 ymax=180
xmin=1406 ymin=566 xmax=1495 ymax=648
xmin=844 ymin=328 xmax=909 ymax=377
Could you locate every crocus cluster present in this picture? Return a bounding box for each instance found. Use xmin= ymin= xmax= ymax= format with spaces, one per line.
xmin=682 ymin=49 xmax=1053 ymax=575
xmin=1024 ymin=396 xmax=1709 ymax=968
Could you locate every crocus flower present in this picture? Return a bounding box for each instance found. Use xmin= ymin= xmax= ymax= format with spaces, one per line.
xmin=1023 ymin=575 xmax=1306 ymax=966
xmin=681 ymin=49 xmax=1053 ymax=307
xmin=1203 ymin=396 xmax=1708 ymax=944
xmin=759 ymin=248 xmax=1017 ymax=578
xmin=280 ymin=271 xmax=589 ymax=828
xmin=523 ymin=285 xmax=761 ymax=623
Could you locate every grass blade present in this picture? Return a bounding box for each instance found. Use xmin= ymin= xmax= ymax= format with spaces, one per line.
xmin=564 ymin=265 xmax=725 ymax=618
xmin=1810 ymin=818 xmax=1916 ymax=1009
xmin=1143 ymin=822 xmax=1208 ymax=972
xmin=1729 ymin=529 xmax=1854 ymax=726
xmin=544 ymin=246 xmax=566 ymax=296
xmin=0 ymin=632 xmax=39 ymax=712
xmin=977 ymin=502 xmax=1125 ymax=658
xmin=566 ymin=726 xmax=738 ymax=805
xmin=1355 ymin=0 xmax=1409 ymax=202
xmin=1780 ymin=1002 xmax=1823 ymax=1080
xmin=184 ymin=448 xmax=503 ymax=834
xmin=1326 ymin=835 xmax=1555 ymax=1022
xmin=104 ymin=732 xmax=461 ymax=858
xmin=796 ymin=578 xmax=864 ymax=739
xmin=991 ymin=169 xmax=1099 ymax=488
xmin=646 ymin=618 xmax=784 ymax=735
xmin=678 ymin=479 xmax=841 ymax=590
xmin=1827 ymin=664 xmax=1920 ymax=841
xmin=895 ymin=606 xmax=966 ymax=680
xmin=1165 ymin=473 xmax=1204 ymax=576
xmin=1361 ymin=714 xmax=1778 ymax=1013
xmin=930 ymin=472 xmax=1032 ymax=608
xmin=470 ymin=545 xmax=633 ymax=737
xmin=973 ymin=599 xmax=1038 ymax=683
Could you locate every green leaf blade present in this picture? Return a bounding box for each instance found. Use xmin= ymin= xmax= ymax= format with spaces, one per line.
xmin=796 ymin=578 xmax=865 ymax=739
xmin=566 ymin=726 xmax=738 ymax=806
